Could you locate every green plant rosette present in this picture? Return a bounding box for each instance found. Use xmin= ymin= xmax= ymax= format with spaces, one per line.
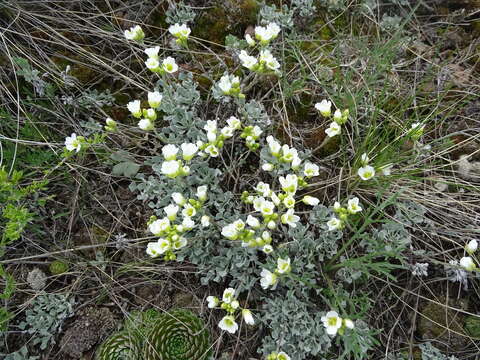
xmin=97 ymin=309 xmax=211 ymax=360
xmin=144 ymin=309 xmax=211 ymax=360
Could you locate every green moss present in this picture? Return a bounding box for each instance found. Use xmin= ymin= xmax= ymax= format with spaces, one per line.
xmin=49 ymin=260 xmax=69 ymax=275
xmin=192 ymin=0 xmax=259 ymax=46
xmin=418 ymin=297 xmax=469 ymax=350
xmin=465 ymin=316 xmax=480 ymax=338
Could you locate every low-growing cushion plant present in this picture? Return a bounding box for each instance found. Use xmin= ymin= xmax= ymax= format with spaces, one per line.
xmin=96 ymin=309 xmax=211 ymax=360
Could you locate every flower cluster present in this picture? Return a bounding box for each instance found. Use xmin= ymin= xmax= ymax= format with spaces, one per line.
xmin=146 ymin=188 xmax=209 ymax=260
xmin=144 ymin=46 xmax=179 ymax=75
xmin=207 ymin=288 xmax=254 ymax=334
xmin=168 ymin=23 xmax=191 ymax=46
xmin=321 ymin=310 xmax=354 ymax=336
xmin=240 ymin=125 xmax=263 ymax=150
xmin=239 ymin=49 xmax=280 ymax=75
xmin=266 ymin=351 xmax=291 ymax=360
xmin=160 ymin=143 xmax=199 ymax=178
xmin=217 ymin=74 xmax=244 ymax=98
xmin=315 ymin=99 xmax=349 ymax=138
xmin=327 ymin=197 xmax=363 ymax=231
xmin=198 ymin=117 xmax=242 ymax=158
xmin=127 ymin=90 xmax=162 ymax=131
xmin=357 ymin=153 xmax=376 ymax=181
xmin=262 ymin=136 xmax=320 ymax=174
xmin=252 ymin=22 xmax=281 ymax=45
xmin=260 ymin=257 xmax=291 ymax=290
xmin=124 ymin=25 xmax=144 ymax=41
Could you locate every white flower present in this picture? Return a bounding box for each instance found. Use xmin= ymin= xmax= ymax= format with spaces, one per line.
xmin=222 ymin=288 xmax=236 ymax=303
xmin=333 ymin=201 xmax=341 ymax=211
xmin=196 ymin=185 xmax=208 ymax=202
xmin=242 ymin=309 xmax=254 ymax=325
xmin=260 ymin=269 xmax=278 ymax=289
xmin=221 ymin=126 xmax=235 ymax=138
xmin=218 ymin=315 xmax=238 ymax=334
xmin=380 ymin=164 xmax=393 ymax=176
xmin=182 ymin=204 xmax=197 ymax=218
xmin=260 ymin=49 xmax=280 ymax=71
xmin=279 ymin=174 xmax=298 ymax=194
xmin=281 ymin=209 xmax=300 ymax=228
xmin=358 ymin=165 xmax=376 ymax=181
xmin=171 ymin=192 xmax=186 ymax=206
xmin=255 ymin=22 xmax=280 ymax=43
xmin=204 ymin=120 xmax=217 ymax=133
xmin=143 ymin=108 xmax=156 ymax=121
xmin=466 ymin=240 xmax=478 ymax=254
xmin=276 ymin=257 xmax=291 ymax=274
xmin=239 ymin=50 xmax=258 ymax=70
xmin=161 ymin=160 xmax=181 ymax=178
xmin=360 ymin=153 xmax=369 ymax=164
xmin=146 ymin=241 xmax=163 ymax=257
xmin=281 ymin=145 xmax=298 ymax=163
xmin=267 ymin=220 xmax=276 ymax=230
xmin=127 ymin=100 xmax=142 ymax=118
xmin=315 ymin=99 xmax=332 ymax=117
xmin=266 ymin=136 xmax=281 ymax=156
xmin=262 ymin=244 xmax=273 ymax=254
xmin=182 ymin=217 xmax=195 ymax=230
xmin=253 ymin=196 xmax=265 ymax=211
xmin=206 ymin=295 xmax=219 ymax=308
xmin=173 ymin=237 xmax=187 ymax=250
xmin=460 ymin=256 xmax=476 ymax=271
xmin=333 ymin=109 xmax=342 ymax=123
xmin=245 ymin=33 xmax=255 ymax=46
xmin=168 ymin=23 xmax=191 ymax=39
xmin=201 ymin=215 xmax=211 ymax=227
xmin=344 ymin=319 xmax=355 ymax=329
xmin=145 ymin=57 xmax=160 ymax=71
xmin=256 ymin=182 xmax=271 ymax=197
xmin=252 ymin=125 xmax=263 ymax=138
xmin=262 ymin=163 xmax=274 ymax=171
xmin=325 ymin=121 xmax=341 ymax=137
xmin=283 ymin=195 xmax=295 ymax=209
xmin=65 ymin=133 xmax=81 ymax=152
xmin=218 ymin=75 xmax=233 ymax=93
xmin=321 ymin=311 xmax=343 ymax=336
xmin=226 ymin=116 xmax=241 ymax=130
xmin=270 ymin=192 xmax=280 ymax=206
xmin=304 ymin=163 xmax=319 ymax=177
xmin=162 ymin=144 xmax=179 ymax=160
xmin=149 ymin=218 xmax=170 ymax=235
xmin=124 ymin=25 xmax=144 ymax=41
xmin=302 ymin=195 xmax=320 ymax=206
xmin=204 ymin=144 xmax=219 ymax=157
xmin=144 ymin=46 xmax=160 ymax=59
xmin=327 ymin=217 xmax=342 ymax=231
xmin=162 ymin=57 xmax=178 ymax=73
xmin=277 ymin=352 xmax=291 ymax=360
xmin=246 ymin=215 xmax=261 ymax=229
xmin=221 ymin=224 xmax=238 ymax=240
xmin=260 ymin=200 xmax=276 ymax=217
xmin=233 ymin=219 xmax=245 ymax=232
xmin=291 ymin=155 xmax=302 ymax=170
xmin=207 ymin=131 xmax=217 ymax=142
xmin=347 ymin=197 xmax=362 ymax=214
xmin=139 ymin=117 xmax=154 ymax=131
xmin=181 ymin=143 xmax=198 ymax=161
xmin=148 ymin=91 xmax=162 ymax=108
xmin=164 ymin=204 xmax=179 ymax=221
